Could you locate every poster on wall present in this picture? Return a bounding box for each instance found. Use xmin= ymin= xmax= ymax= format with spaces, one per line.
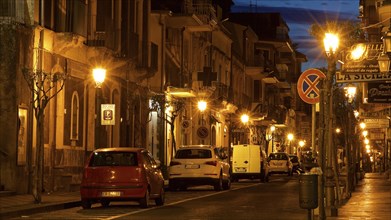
xmin=18 ymin=107 xmax=28 ymax=165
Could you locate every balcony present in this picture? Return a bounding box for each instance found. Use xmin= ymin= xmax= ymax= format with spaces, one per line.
xmin=211 ymin=81 xmax=229 ymax=101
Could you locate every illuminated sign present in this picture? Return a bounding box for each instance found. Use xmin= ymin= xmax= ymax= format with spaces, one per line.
xmin=341 ymin=43 xmax=383 ymax=75
xmin=101 ymin=104 xmax=115 ymax=125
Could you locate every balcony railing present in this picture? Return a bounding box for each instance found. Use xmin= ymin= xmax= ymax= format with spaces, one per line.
xmin=184 ymin=1 xmax=217 ymax=25
xmin=211 ymin=81 xmax=228 ymax=100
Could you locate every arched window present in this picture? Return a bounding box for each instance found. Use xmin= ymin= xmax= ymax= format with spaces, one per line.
xmin=70 ymin=91 xmax=79 ymax=141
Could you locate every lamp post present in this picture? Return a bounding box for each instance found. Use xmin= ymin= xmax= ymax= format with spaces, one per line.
xmin=241 ymin=114 xmax=250 ymax=144
xmin=270 ymin=125 xmax=275 ymax=153
xmin=287 ymin=133 xmax=294 ymax=154
xmin=323 ymin=32 xmax=339 ymax=216
xmin=93 ymin=68 xmax=106 ymax=149
xmin=298 ymin=140 xmax=305 ymax=160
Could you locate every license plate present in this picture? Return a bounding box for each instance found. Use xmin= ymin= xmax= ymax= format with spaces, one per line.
xmin=185 ymin=164 xmax=200 ymax=169
xmin=102 ymin=191 xmax=122 ymax=197
xmin=235 ymin=167 xmax=247 ymax=172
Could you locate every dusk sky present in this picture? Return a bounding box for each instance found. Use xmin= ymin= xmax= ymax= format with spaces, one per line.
xmin=232 ymin=0 xmax=360 ymax=71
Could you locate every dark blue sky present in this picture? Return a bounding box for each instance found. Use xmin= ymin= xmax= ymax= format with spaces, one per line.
xmin=232 ymin=0 xmax=360 ymax=70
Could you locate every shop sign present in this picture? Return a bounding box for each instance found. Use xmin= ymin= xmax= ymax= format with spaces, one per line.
xmin=101 ymin=104 xmax=115 ymax=125
xmin=341 ymin=43 xmax=383 ymax=75
xmin=367 ymin=82 xmax=391 ymax=103
xmin=336 ymin=72 xmax=391 ymax=83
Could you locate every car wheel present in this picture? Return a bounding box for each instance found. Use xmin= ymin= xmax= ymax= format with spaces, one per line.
xmin=214 ymin=173 xmax=223 ymax=191
xmin=101 ymin=200 xmax=110 ymax=207
xmin=139 ymin=188 xmax=150 ymax=208
xmin=81 ymin=199 xmax=91 ymax=209
xmin=169 ymin=181 xmax=177 ymax=191
xmin=155 ymin=187 xmax=165 ymax=206
xmin=222 ymin=176 xmax=231 ymax=190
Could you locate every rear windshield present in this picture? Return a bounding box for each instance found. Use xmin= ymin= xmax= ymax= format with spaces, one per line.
xmin=89 ymin=152 xmax=138 ymax=167
xmin=269 ymin=153 xmax=288 ymax=160
xmin=175 ymin=149 xmax=212 ymax=159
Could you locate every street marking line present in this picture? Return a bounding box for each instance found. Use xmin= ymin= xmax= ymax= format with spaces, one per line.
xmin=107 ymin=183 xmax=261 ymax=220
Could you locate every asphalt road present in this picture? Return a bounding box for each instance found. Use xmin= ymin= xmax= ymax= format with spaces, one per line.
xmin=10 ymin=175 xmax=307 ymax=220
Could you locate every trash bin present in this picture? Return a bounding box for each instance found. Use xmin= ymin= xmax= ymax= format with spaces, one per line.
xmin=299 ymin=173 xmax=318 ymax=209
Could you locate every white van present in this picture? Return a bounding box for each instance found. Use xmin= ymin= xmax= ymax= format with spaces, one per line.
xmin=231 ymin=144 xmax=268 ymax=182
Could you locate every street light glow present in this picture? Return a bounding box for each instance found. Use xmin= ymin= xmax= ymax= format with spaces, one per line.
xmin=299 ymin=140 xmax=305 ymax=147
xmin=335 ymin=128 xmax=341 ymax=133
xmin=287 ymin=133 xmax=294 ymax=141
xmin=197 ymin=100 xmax=207 ymax=112
xmin=324 ymin=33 xmax=339 ymax=55
xmin=241 ymin=114 xmax=249 ymax=124
xmin=362 ymin=130 xmax=368 ymax=137
xmin=93 ymin=68 xmax=106 ymax=88
xmin=360 ymin=122 xmax=366 ymax=129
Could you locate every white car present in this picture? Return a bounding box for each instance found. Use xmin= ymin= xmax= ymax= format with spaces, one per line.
xmin=169 ymin=145 xmax=231 ymax=191
xmin=267 ymin=152 xmax=293 ymax=176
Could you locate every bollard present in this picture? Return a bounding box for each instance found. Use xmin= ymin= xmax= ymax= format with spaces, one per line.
xmin=299 ymin=173 xmax=318 ymax=220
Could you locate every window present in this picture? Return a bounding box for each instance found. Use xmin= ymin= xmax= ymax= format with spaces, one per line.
xmin=175 ymin=149 xmax=212 ymax=159
xmin=89 ymin=152 xmax=138 ymax=167
xmin=70 ymin=91 xmax=79 ymax=141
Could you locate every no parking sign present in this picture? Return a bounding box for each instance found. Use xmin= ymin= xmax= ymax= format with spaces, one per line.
xmin=297 ymin=69 xmax=326 ymax=104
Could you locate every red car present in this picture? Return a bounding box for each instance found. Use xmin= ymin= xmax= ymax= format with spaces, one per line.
xmin=80 ymin=148 xmax=165 ymax=209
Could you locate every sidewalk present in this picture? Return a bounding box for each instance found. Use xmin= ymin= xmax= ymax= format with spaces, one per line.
xmin=327 ymin=172 xmax=391 ymax=220
xmin=0 ymin=172 xmax=390 ymax=219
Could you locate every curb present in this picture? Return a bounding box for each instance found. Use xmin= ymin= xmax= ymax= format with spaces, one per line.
xmin=2 ymin=200 xmax=81 ymax=219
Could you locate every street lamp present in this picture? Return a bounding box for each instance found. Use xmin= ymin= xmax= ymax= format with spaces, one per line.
xmin=93 ymin=68 xmax=106 ymax=149
xmin=323 ymin=32 xmax=339 ymax=216
xmin=240 ymin=114 xmax=249 ymax=124
xmin=287 ymin=133 xmax=294 ymax=154
xmin=197 ymin=100 xmax=207 ymax=112
xmin=344 ymin=84 xmax=356 ymax=103
xmin=378 ymin=30 xmax=391 ymax=74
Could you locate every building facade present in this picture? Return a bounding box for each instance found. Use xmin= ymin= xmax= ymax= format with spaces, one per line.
xmin=0 ymin=0 xmax=309 ymax=194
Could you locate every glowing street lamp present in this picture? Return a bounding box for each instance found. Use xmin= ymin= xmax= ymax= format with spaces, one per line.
xmin=241 ymin=114 xmax=249 ymax=124
xmin=324 ymin=33 xmax=339 ymax=56
xmin=360 ymin=122 xmax=366 ymax=130
xmin=197 ymin=100 xmax=207 ymax=112
xmin=287 ymin=133 xmax=294 ymax=154
xmin=93 ymin=67 xmax=106 ymax=149
xmin=344 ymin=84 xmax=357 ymax=103
xmin=93 ymin=68 xmax=106 ymax=88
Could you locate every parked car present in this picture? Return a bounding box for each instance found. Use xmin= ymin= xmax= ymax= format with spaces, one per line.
xmin=231 ymin=144 xmax=269 ymax=182
xmin=169 ymin=145 xmax=231 ymax=191
xmin=80 ymin=148 xmax=165 ymax=209
xmin=289 ymin=154 xmax=304 ymax=174
xmin=267 ymin=152 xmax=293 ymax=176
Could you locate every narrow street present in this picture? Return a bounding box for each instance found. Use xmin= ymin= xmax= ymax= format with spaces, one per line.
xmin=10 ymin=175 xmax=306 ymax=220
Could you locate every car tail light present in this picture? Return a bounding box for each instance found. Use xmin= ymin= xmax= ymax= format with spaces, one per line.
xmin=170 ymin=161 xmax=181 ymax=166
xmin=205 ymin=161 xmax=218 ymax=166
